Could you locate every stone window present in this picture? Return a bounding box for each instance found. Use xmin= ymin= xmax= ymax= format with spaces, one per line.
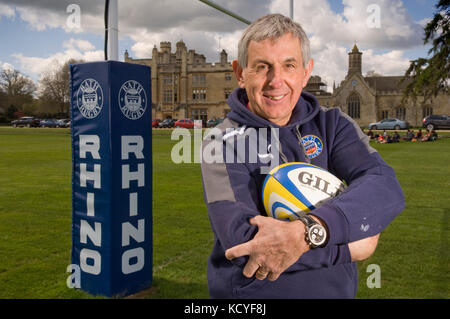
xmin=347 ymin=94 xmax=360 ymax=119
xmin=163 ymin=89 xmax=172 ymax=103
xmin=191 ymin=108 xmax=207 ymax=123
xmin=225 ymin=73 xmax=232 ymax=81
xmin=163 ymin=75 xmax=172 ymax=85
xmin=193 ymin=89 xmax=206 ymax=101
xmin=396 ymin=107 xmax=406 ymax=120
xmin=193 ymin=74 xmax=206 ymax=86
xmin=423 ymin=107 xmax=433 ymax=118
xmin=381 ymin=110 xmax=389 ymax=120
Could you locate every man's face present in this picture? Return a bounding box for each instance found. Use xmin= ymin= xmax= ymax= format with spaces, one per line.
xmin=233 ymin=32 xmax=313 ymax=126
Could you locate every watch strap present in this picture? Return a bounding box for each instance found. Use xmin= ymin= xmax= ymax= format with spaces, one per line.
xmin=296 ymin=211 xmax=328 ymax=248
xmin=296 ymin=211 xmax=317 ymax=228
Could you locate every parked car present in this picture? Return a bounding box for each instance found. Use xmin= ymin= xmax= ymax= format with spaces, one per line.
xmin=422 ymin=114 xmax=450 ymax=130
xmin=207 ymin=118 xmax=224 ymax=127
xmin=152 ymin=119 xmax=161 ymax=128
xmin=57 ymin=119 xmax=70 ymax=128
xmin=11 ymin=116 xmax=40 ymax=127
xmin=158 ymin=118 xmax=176 ymax=128
xmin=368 ymin=118 xmax=409 ymax=130
xmin=174 ymin=118 xmax=194 ymax=128
xmin=40 ymin=119 xmax=60 ymax=128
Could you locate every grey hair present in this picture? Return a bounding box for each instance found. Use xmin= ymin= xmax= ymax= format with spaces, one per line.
xmin=237 ymin=14 xmax=311 ymax=68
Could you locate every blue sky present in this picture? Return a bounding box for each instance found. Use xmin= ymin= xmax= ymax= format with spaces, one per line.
xmin=0 ymin=0 xmax=438 ymax=88
xmin=328 ymin=0 xmax=434 ymax=21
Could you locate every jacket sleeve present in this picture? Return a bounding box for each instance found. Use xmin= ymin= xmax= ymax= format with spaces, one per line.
xmin=310 ymin=110 xmax=405 ymax=246
xmin=201 ymin=130 xmax=260 ymax=267
xmin=201 ymin=127 xmax=352 ymax=269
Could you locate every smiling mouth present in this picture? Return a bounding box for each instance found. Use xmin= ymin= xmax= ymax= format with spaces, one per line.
xmin=263 ymin=94 xmax=286 ymax=101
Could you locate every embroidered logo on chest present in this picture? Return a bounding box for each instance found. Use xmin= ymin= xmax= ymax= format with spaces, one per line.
xmin=300 ymin=135 xmax=323 ymax=159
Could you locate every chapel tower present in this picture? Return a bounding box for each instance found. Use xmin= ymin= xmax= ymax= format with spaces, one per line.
xmin=348 ymin=44 xmax=362 ymax=76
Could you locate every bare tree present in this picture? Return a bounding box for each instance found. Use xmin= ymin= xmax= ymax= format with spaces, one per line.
xmin=0 ymin=90 xmax=6 ymax=115
xmin=365 ymin=70 xmax=382 ymax=77
xmin=39 ymin=58 xmax=84 ymax=116
xmin=0 ymin=68 xmax=36 ymax=116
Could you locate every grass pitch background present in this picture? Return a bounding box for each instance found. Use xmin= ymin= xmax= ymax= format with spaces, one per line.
xmin=0 ymin=127 xmax=448 ymax=298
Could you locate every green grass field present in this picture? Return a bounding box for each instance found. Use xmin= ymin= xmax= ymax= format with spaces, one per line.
xmin=0 ymin=127 xmax=448 ymax=299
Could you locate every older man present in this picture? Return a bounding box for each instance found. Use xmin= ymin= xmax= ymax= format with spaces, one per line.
xmin=201 ymin=14 xmax=404 ymax=298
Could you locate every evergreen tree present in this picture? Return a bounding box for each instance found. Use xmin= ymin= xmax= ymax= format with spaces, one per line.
xmin=402 ymin=0 xmax=449 ymax=101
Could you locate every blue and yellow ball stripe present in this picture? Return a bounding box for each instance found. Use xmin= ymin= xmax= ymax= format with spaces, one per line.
xmin=262 ymin=162 xmax=325 ymax=220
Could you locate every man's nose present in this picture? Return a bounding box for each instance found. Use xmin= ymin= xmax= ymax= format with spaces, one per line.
xmin=267 ymin=65 xmax=283 ymax=88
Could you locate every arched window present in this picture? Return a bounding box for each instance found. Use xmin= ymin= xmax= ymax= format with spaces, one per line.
xmin=347 ymin=94 xmax=360 ymax=119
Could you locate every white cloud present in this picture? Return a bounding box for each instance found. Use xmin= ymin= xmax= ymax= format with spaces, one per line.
xmin=418 ymin=17 xmax=431 ymax=27
xmin=268 ymin=0 xmax=422 ymax=90
xmin=128 ymin=27 xmax=241 ymax=64
xmin=15 ymin=6 xmax=63 ymax=31
xmin=2 ymin=0 xmax=247 ymax=65
xmin=0 ymin=0 xmax=427 ymax=87
xmin=12 ymin=38 xmax=103 ymax=78
xmin=310 ymin=42 xmax=349 ymax=91
xmin=63 ymin=38 xmax=95 ymax=52
xmin=5 ymin=2 xmax=103 ymax=34
xmin=273 ymin=0 xmax=424 ymax=50
xmin=361 ymin=49 xmax=410 ymax=76
xmin=1 ymin=0 xmax=261 ymax=35
xmin=0 ymin=3 xmax=14 ymax=19
xmin=0 ymin=61 xmax=15 ymax=71
xmin=307 ymin=45 xmax=410 ymax=92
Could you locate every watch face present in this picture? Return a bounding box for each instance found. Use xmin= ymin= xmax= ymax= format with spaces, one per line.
xmin=308 ymin=224 xmax=327 ymax=247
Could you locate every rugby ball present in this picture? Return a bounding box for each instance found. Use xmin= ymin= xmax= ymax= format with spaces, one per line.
xmin=262 ymin=162 xmax=345 ymax=221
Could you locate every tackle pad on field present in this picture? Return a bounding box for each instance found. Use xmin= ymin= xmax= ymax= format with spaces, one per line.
xmin=69 ymin=61 xmax=152 ymax=297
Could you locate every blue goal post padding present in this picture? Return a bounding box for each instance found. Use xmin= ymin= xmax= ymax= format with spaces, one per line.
xmin=69 ymin=61 xmax=152 ymax=297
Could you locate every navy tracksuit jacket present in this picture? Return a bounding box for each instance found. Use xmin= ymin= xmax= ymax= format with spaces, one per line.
xmin=201 ymin=88 xmax=405 ymax=298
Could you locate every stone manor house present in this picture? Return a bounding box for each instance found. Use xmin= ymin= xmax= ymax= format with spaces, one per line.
xmin=125 ymin=41 xmax=449 ymax=127
xmin=125 ymin=40 xmax=236 ymax=124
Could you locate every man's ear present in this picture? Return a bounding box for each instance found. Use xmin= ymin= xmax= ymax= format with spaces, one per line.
xmin=302 ymin=58 xmax=314 ymax=88
xmin=232 ymin=60 xmax=245 ymax=89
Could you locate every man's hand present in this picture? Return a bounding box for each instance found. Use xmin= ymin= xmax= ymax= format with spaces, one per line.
xmin=225 ymin=215 xmax=309 ymax=281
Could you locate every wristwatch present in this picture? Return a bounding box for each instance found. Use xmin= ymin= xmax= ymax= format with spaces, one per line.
xmin=297 ymin=212 xmax=328 ymax=249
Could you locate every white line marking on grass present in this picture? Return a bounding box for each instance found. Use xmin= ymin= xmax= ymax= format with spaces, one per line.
xmin=153 ymin=238 xmax=214 ymax=273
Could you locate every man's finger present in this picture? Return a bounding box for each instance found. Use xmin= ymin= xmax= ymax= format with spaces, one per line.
xmin=225 ymin=241 xmax=252 ymax=260
xmin=243 ymin=257 xmax=261 ymax=278
xmin=249 ymin=215 xmax=264 ymax=226
xmin=267 ymin=272 xmax=280 ymax=282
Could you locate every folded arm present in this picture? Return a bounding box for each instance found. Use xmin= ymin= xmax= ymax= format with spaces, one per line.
xmin=224 ymin=215 xmax=380 ymax=281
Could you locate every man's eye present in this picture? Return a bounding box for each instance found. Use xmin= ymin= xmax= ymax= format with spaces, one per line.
xmin=256 ymin=64 xmax=269 ymax=71
xmin=286 ymin=64 xmax=296 ymax=70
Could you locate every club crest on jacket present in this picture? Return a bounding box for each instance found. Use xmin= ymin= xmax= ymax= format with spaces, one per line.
xmin=300 ymin=135 xmax=323 ymax=159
